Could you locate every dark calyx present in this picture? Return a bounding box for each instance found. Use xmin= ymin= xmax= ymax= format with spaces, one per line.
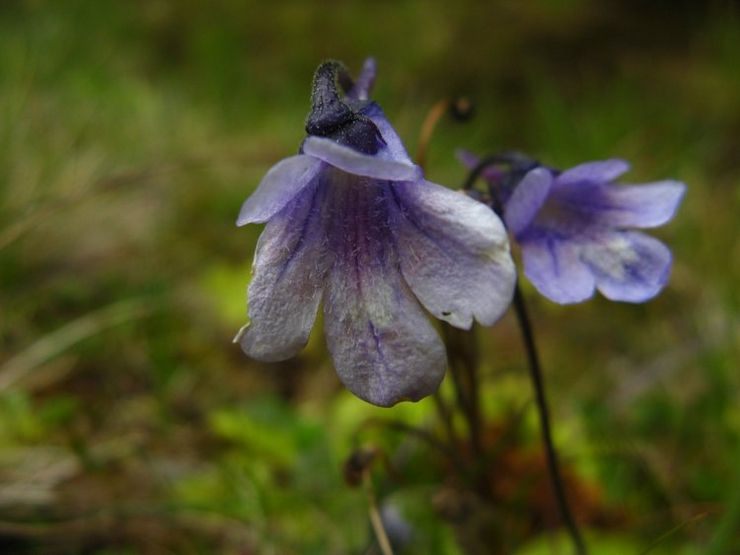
xmin=305 ymin=61 xmax=384 ymax=155
xmin=497 ymin=151 xmax=541 ymax=191
xmin=460 ymin=151 xmax=543 ymax=211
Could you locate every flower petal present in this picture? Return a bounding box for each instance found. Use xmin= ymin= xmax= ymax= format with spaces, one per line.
xmin=322 ymin=176 xmax=446 ymax=407
xmin=239 ymin=182 xmax=330 ymax=361
xmin=237 ymin=155 xmax=322 ymax=226
xmin=398 ymin=180 xmax=510 ymax=251
xmin=504 ymin=167 xmax=553 ymax=236
xmin=303 ymin=136 xmax=420 ymax=182
xmin=599 ymin=180 xmax=686 ymax=228
xmin=520 ymin=233 xmax=596 ymax=304
xmin=347 ymin=57 xmax=376 ymax=101
xmin=390 ymin=180 xmax=516 ymax=328
xmin=581 ymin=231 xmax=672 ymax=302
xmin=556 ymin=159 xmax=630 ymax=188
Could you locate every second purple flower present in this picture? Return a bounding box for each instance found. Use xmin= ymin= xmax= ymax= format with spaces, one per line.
xmin=461 ymin=152 xmax=686 ymax=305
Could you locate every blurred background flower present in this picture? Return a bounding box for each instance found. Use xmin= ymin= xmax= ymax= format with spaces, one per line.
xmin=0 ymin=1 xmax=737 ymax=553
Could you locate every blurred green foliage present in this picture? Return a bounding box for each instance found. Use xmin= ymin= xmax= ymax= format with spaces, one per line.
xmin=0 ymin=0 xmax=738 ymax=553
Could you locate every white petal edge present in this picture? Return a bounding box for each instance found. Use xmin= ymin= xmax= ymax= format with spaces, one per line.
xmin=303 ymin=136 xmax=421 ymax=182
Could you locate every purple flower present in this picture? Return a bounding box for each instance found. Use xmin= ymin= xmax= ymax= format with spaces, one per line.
xmin=236 ymin=60 xmax=515 ymax=407
xmin=461 ymin=152 xmax=686 ymax=304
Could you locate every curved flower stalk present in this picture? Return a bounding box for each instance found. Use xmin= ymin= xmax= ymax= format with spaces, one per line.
xmin=461 ymin=152 xmax=686 ymax=304
xmin=236 ymin=59 xmax=516 ymax=407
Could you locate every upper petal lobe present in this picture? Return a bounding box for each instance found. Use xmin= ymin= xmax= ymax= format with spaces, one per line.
xmin=237 ymin=155 xmax=322 ymax=225
xmin=599 ymin=180 xmax=686 ymax=228
xmin=391 ymin=180 xmax=516 ymax=328
xmin=505 ymin=167 xmax=553 ymax=236
xmin=555 ymin=159 xmax=630 ymax=189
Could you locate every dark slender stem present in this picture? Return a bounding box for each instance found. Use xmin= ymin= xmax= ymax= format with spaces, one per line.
xmin=461 ymin=155 xmax=512 ymax=190
xmin=433 ymin=391 xmax=459 ymax=448
xmin=442 ymin=324 xmax=484 ymax=458
xmin=462 ymin=157 xmax=587 ymax=554
xmin=447 ymin=353 xmax=475 ymax=443
xmin=459 ymin=326 xmax=483 ymax=458
xmin=442 ymin=324 xmax=495 ymax=504
xmin=512 ymin=283 xmax=587 ymax=555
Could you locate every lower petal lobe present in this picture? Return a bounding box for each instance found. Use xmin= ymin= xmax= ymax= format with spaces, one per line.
xmin=240 ymin=181 xmax=329 ymax=361
xmin=581 ymin=230 xmax=672 ymax=302
xmin=322 ymin=172 xmax=446 ymax=407
xmin=521 ymin=232 xmax=596 ymax=304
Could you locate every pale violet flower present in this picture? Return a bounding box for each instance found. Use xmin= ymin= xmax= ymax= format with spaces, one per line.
xmin=461 ymin=152 xmax=685 ymax=304
xmin=236 ymin=60 xmax=516 ymax=406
